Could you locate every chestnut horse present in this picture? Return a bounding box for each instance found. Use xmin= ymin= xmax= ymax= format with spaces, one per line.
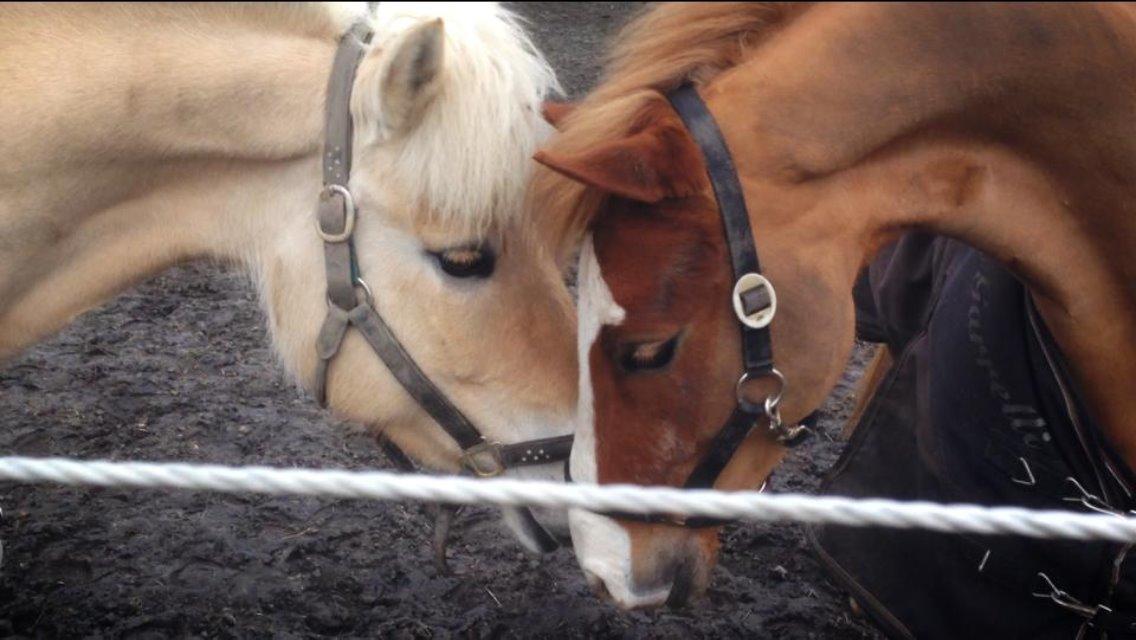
xmin=534 ymin=2 xmax=1136 ymax=608
xmin=0 ymin=3 xmax=577 ymax=551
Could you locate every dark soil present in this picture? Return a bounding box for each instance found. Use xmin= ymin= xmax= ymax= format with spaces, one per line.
xmin=0 ymin=4 xmax=882 ymax=638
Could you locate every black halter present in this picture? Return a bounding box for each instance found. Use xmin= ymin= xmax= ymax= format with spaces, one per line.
xmin=312 ymin=22 xmax=571 ymax=555
xmin=592 ymin=83 xmax=816 ymax=528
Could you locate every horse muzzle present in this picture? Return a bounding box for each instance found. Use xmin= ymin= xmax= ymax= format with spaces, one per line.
xmin=570 ymin=508 xmax=717 ymax=610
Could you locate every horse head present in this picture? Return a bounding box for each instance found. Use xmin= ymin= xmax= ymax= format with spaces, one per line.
xmin=261 ymin=3 xmax=579 ymax=550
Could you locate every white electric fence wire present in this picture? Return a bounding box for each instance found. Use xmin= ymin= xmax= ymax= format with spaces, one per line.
xmin=1 ymin=456 xmax=1135 ymax=542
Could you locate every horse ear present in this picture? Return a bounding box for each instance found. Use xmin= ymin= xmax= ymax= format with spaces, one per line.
xmin=533 ymin=116 xmax=707 ymax=203
xmin=356 ymin=18 xmax=445 ymax=140
xmin=541 ymin=101 xmax=576 ymax=130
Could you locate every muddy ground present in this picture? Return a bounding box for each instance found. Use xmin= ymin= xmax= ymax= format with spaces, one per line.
xmin=0 ymin=4 xmax=882 ymax=638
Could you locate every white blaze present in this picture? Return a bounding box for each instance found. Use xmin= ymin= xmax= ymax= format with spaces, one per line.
xmin=569 ymin=237 xmax=667 ymax=608
xmin=570 ymin=235 xmax=625 ymax=484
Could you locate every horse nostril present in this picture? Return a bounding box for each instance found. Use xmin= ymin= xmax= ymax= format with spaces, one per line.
xmin=583 ymin=569 xmax=613 ymax=601
xmin=665 ymin=556 xmax=696 ymax=609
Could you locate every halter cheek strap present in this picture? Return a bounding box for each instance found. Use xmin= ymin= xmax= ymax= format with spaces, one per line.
xmin=666 ymin=86 xmax=775 ymax=377
xmin=573 ymin=84 xmax=816 ymax=529
xmin=594 ymin=84 xmax=816 ymax=529
xmin=668 ymin=83 xmax=812 ymax=454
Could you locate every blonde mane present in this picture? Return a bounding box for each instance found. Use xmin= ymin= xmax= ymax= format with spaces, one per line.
xmin=356 ymin=3 xmax=561 ymax=237
xmin=531 ymin=2 xmax=799 ymax=259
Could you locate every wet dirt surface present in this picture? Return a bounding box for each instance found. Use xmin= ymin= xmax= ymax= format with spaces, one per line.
xmin=0 ymin=4 xmax=882 ymax=638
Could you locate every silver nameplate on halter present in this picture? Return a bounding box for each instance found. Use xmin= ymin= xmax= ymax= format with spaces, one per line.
xmin=732 ymin=273 xmax=777 ymax=329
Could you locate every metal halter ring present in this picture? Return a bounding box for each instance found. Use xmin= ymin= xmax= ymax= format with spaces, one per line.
xmin=324 ymin=277 xmax=375 ymax=310
xmin=736 ymin=368 xmax=786 ymax=422
xmin=316 ymin=184 xmax=357 ymax=243
xmin=353 ymin=277 xmax=374 ymax=307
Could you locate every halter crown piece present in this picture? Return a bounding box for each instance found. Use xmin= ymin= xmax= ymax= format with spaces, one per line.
xmin=312 ymin=20 xmax=570 ymax=554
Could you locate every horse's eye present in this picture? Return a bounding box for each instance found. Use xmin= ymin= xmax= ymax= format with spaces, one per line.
xmin=618 ymin=332 xmax=682 ymax=373
xmin=432 ymin=246 xmax=496 ymax=279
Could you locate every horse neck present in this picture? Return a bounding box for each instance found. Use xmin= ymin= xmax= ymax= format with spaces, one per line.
xmin=709 ymin=3 xmax=1136 ymax=463
xmin=0 ymin=6 xmax=338 ymax=360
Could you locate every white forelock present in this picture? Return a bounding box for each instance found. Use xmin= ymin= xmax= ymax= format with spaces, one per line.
xmin=353 ymin=2 xmax=562 ymax=236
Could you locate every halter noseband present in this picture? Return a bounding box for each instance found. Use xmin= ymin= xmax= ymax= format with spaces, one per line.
xmin=592 ymin=83 xmax=816 ymax=528
xmin=312 ymin=21 xmax=571 ymax=550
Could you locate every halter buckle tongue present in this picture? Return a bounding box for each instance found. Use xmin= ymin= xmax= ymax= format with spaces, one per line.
xmin=460 ymin=442 xmax=506 ymax=478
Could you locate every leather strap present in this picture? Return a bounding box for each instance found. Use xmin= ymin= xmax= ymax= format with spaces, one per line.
xmin=684 ymin=406 xmax=763 ymax=490
xmin=348 ymin=303 xmax=487 ymax=452
xmin=378 ymin=436 xmax=418 ymax=473
xmin=316 ymin=22 xmax=373 ymax=398
xmin=685 ymin=409 xmax=817 ymax=489
xmin=667 ymin=84 xmax=774 ymax=375
xmin=500 ymin=435 xmax=575 ymax=467
xmin=324 ymin=21 xmax=372 ymax=187
xmin=320 ymin=22 xmax=372 ymax=312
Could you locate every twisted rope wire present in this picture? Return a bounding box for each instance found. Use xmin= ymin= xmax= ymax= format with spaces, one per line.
xmin=1 ymin=456 xmax=1135 ymax=542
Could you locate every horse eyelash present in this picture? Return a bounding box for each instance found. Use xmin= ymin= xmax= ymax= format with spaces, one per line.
xmin=631 ymin=342 xmax=666 ymax=363
xmin=429 ymin=246 xmax=497 ymax=279
xmin=619 ymin=332 xmax=682 ymax=372
xmin=441 ymin=248 xmax=483 ymax=265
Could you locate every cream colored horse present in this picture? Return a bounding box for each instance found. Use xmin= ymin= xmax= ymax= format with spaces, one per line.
xmin=0 ymin=2 xmax=577 ymax=550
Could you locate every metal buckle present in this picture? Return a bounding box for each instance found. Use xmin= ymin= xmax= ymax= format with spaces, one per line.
xmin=316 ymin=184 xmax=357 ymax=243
xmin=732 ymin=273 xmax=777 ymax=329
xmin=460 ymin=442 xmax=506 ymax=478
